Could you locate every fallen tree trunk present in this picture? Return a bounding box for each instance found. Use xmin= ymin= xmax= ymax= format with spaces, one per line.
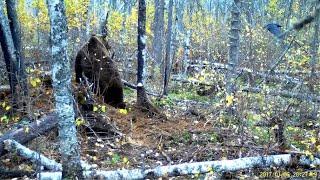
xmin=0 ymin=113 xmax=57 ymax=156
xmin=4 ymin=139 xmax=61 ymax=171
xmin=177 ymin=62 xmax=303 ymax=85
xmin=0 ymin=113 xmax=124 ymax=157
xmin=172 ymin=75 xmax=320 ymax=103
xmin=0 ymin=85 xmax=10 ymax=93
xmin=38 ymin=154 xmax=320 ymax=179
xmin=243 ymin=87 xmax=320 ymax=103
xmin=3 ymin=139 xmax=96 ymax=171
xmin=0 ymin=85 xmax=11 ymax=100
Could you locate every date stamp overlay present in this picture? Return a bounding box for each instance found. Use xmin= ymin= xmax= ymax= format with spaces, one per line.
xmin=259 ymin=170 xmax=318 ymax=179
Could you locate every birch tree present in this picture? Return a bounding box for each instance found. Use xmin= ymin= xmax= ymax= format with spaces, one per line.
xmin=226 ymin=0 xmax=241 ymax=94
xmin=137 ymin=0 xmax=161 ymax=116
xmin=137 ymin=0 xmax=148 ymax=105
xmin=46 ymin=0 xmax=83 ymax=178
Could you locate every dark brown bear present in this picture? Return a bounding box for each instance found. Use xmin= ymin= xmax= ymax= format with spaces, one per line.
xmin=75 ymin=34 xmax=126 ymax=109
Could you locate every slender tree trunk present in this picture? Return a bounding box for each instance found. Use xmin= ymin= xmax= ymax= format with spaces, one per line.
xmin=152 ymin=0 xmax=165 ymax=65
xmin=151 ymin=0 xmax=165 ymax=78
xmin=183 ymin=1 xmax=193 ymax=77
xmin=121 ymin=8 xmax=130 ymax=80
xmin=310 ymin=6 xmax=319 ymax=78
xmin=222 ymin=0 xmax=229 ymax=24
xmin=176 ymin=0 xmax=185 ymax=33
xmin=123 ymin=0 xmax=133 ymax=14
xmin=96 ymin=0 xmax=107 ymax=32
xmin=85 ymin=0 xmax=95 ymax=37
xmin=110 ymin=0 xmax=117 ymax=10
xmin=172 ymin=0 xmax=184 ymax=75
xmin=215 ymin=0 xmax=220 ymax=21
xmin=163 ymin=0 xmax=174 ymax=96
xmin=285 ymin=0 xmax=294 ymax=28
xmin=243 ymin=0 xmax=254 ymax=26
xmin=308 ymin=0 xmax=320 ymax=132
xmin=226 ymin=0 xmax=241 ymax=94
xmin=137 ymin=0 xmax=148 ymax=106
xmin=46 ymin=0 xmax=83 ymax=179
xmin=6 ymin=0 xmax=28 ymax=97
xmin=170 ymin=15 xmax=178 ymax=74
xmin=100 ymin=12 xmax=109 ymax=35
xmin=137 ymin=0 xmax=161 ymax=116
xmin=183 ymin=30 xmax=190 ymax=76
xmin=0 ymin=0 xmax=19 ymax=107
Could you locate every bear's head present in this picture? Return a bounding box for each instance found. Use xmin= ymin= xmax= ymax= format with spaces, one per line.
xmin=88 ymin=34 xmax=111 ymax=51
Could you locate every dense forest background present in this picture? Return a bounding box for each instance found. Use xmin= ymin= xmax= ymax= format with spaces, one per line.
xmin=0 ymin=0 xmax=319 ymax=179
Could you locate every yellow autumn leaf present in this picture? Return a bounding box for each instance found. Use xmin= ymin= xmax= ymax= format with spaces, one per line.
xmin=226 ymin=94 xmax=234 ymax=107
xmin=199 ymin=76 xmax=205 ymax=82
xmin=0 ymin=115 xmax=8 ymax=122
xmin=2 ymin=101 xmax=6 ymax=108
xmin=101 ymin=105 xmax=106 ymax=112
xmin=119 ymin=109 xmax=128 ymax=115
xmin=304 ymin=150 xmax=312 ymax=157
xmin=93 ymin=106 xmax=98 ymax=112
xmin=194 ymin=172 xmax=200 ymax=178
xmin=30 ymin=78 xmax=36 ymax=87
xmin=29 ymin=77 xmax=41 ymax=87
xmin=24 ymin=126 xmax=30 ymax=133
xmin=26 ymin=67 xmax=32 ymax=73
xmin=92 ymin=156 xmax=97 ymax=161
xmin=122 ymin=157 xmax=129 ymax=164
xmin=316 ymin=145 xmax=320 ymax=152
xmin=35 ymin=78 xmax=41 ymax=83
xmin=30 ymin=80 xmax=37 ymax=87
xmin=75 ymin=118 xmax=85 ymax=126
xmin=5 ymin=106 xmax=11 ymax=111
xmin=207 ymin=166 xmax=214 ymax=174
xmin=12 ymin=116 xmax=20 ymax=122
xmin=310 ymin=137 xmax=317 ymax=144
xmin=26 ymin=67 xmax=34 ymax=73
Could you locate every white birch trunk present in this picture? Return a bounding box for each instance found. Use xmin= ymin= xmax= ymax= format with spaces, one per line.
xmin=38 ymin=154 xmax=320 ymax=179
xmin=47 ymin=0 xmax=83 ymax=178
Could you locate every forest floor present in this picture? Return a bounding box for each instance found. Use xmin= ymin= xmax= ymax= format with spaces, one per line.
xmin=0 ymin=85 xmax=301 ymax=179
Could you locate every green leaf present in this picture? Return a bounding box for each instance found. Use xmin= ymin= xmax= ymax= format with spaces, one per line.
xmin=111 ymin=153 xmax=121 ymax=165
xmin=1 ymin=115 xmax=9 ymax=123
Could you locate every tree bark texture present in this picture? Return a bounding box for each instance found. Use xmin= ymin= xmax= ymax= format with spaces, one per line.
xmin=163 ymin=0 xmax=174 ymax=95
xmin=0 ymin=0 xmax=19 ymax=103
xmin=136 ymin=0 xmax=162 ymax=116
xmin=310 ymin=5 xmax=319 ymax=77
xmin=137 ymin=0 xmax=147 ymax=104
xmin=0 ymin=113 xmax=56 ymax=156
xmin=46 ymin=0 xmax=83 ymax=179
xmin=137 ymin=0 xmax=149 ymax=106
xmin=226 ymin=0 xmax=241 ymax=94
xmin=152 ymin=0 xmax=164 ymax=65
xmin=6 ymin=0 xmax=28 ymax=96
xmin=39 ymin=154 xmax=320 ymax=179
